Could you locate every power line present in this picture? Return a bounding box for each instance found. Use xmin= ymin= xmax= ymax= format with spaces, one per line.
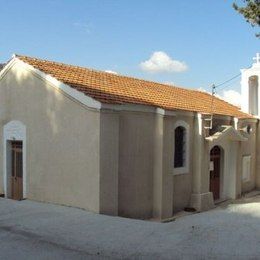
xmin=207 ymin=65 xmax=251 ymax=91
xmin=214 ymin=73 xmax=241 ymax=88
xmin=217 ymin=78 xmax=241 ymax=91
xmin=207 ymin=65 xmax=251 ymax=129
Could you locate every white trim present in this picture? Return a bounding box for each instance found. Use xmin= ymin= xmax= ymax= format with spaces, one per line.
xmin=0 ymin=57 xmax=101 ymax=110
xmin=208 ymin=142 xmax=239 ymax=200
xmin=197 ymin=113 xmax=203 ymax=135
xmin=3 ymin=121 xmax=27 ymax=198
xmin=0 ymin=58 xmax=17 ymax=81
xmin=209 ymin=145 xmax=225 ymax=200
xmin=206 ymin=126 xmax=247 ymax=142
xmin=156 ymin=108 xmax=166 ymax=115
xmin=172 ymin=120 xmax=190 ymax=175
xmin=16 ymin=58 xmax=102 ymax=110
xmin=234 ymin=118 xmax=239 ymax=130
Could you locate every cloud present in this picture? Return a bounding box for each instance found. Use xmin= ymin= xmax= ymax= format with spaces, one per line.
xmin=164 ymin=81 xmax=176 ymax=86
xmin=140 ymin=51 xmax=188 ymax=73
xmin=197 ymin=88 xmax=242 ymax=107
xmin=197 ymin=87 xmax=209 ymax=93
xmin=105 ymin=70 xmax=118 ymax=75
xmin=222 ymin=89 xmax=241 ymax=107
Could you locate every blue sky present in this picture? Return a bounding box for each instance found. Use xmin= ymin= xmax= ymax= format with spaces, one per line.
xmin=0 ymin=0 xmax=259 ymax=97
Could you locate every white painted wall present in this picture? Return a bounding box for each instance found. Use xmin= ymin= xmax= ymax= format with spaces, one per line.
xmin=0 ymin=61 xmax=101 ymax=212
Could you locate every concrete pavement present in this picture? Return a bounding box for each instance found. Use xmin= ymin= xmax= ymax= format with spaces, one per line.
xmin=0 ymin=195 xmax=260 ymax=259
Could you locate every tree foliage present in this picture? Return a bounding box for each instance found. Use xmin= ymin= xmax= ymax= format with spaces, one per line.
xmin=233 ymin=0 xmax=260 ymax=37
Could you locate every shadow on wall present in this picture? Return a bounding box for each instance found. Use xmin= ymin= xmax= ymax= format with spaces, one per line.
xmin=6 ymin=67 xmax=66 ymax=136
xmin=1 ymin=64 xmax=101 ymax=211
xmin=4 ymin=65 xmax=100 ymax=144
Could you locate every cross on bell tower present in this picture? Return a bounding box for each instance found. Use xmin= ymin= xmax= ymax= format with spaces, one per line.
xmin=253 ymin=53 xmax=260 ymax=64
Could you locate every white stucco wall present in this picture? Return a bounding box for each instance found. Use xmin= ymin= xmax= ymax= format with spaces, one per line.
xmin=0 ymin=62 xmax=101 ymax=212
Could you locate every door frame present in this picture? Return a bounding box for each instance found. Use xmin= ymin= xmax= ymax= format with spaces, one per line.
xmin=3 ymin=121 xmax=27 ymax=199
xmin=208 ymin=142 xmax=238 ymax=201
xmin=10 ymin=141 xmax=23 ymax=200
xmin=209 ymin=146 xmax=223 ymax=200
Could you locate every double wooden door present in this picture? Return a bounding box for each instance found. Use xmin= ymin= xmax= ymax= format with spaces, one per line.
xmin=210 ymin=146 xmax=221 ymax=200
xmin=11 ymin=141 xmax=23 ymax=200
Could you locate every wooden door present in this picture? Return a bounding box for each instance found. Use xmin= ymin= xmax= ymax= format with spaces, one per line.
xmin=210 ymin=146 xmax=221 ymax=200
xmin=11 ymin=141 xmax=23 ymax=200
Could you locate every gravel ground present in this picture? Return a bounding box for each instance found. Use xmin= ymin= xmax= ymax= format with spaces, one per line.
xmin=0 ymin=195 xmax=260 ymax=259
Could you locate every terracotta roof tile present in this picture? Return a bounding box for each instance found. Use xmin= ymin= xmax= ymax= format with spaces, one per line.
xmin=16 ymin=55 xmax=251 ymax=118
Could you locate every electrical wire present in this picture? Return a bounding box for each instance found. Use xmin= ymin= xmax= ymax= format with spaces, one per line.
xmin=214 ymin=73 xmax=241 ymax=88
xmin=213 ymin=65 xmax=251 ymax=90
xmin=217 ymin=78 xmax=241 ymax=91
xmin=207 ymin=65 xmax=252 ymax=129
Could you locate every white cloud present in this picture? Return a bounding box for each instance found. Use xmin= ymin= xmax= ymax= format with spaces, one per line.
xmin=164 ymin=81 xmax=176 ymax=86
xmin=105 ymin=70 xmax=118 ymax=75
xmin=140 ymin=51 xmax=188 ymax=73
xmin=197 ymin=87 xmax=221 ymax=98
xmin=221 ymin=89 xmax=241 ymax=107
xmin=197 ymin=88 xmax=242 ymax=107
xmin=197 ymin=87 xmax=209 ymax=93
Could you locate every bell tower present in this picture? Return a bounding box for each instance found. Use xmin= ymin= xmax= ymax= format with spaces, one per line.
xmin=241 ymin=53 xmax=260 ymax=116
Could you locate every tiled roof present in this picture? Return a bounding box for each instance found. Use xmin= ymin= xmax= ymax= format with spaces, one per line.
xmin=16 ymin=55 xmax=251 ymax=118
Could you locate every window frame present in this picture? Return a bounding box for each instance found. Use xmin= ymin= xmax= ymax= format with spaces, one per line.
xmin=173 ymin=120 xmax=190 ymax=175
xmin=174 ymin=126 xmax=186 ymax=168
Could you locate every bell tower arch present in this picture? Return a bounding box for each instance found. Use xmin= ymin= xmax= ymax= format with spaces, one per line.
xmin=241 ymin=53 xmax=260 ymax=116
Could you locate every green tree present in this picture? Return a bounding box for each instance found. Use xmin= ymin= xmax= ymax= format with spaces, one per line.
xmin=233 ymin=0 xmax=260 ymax=37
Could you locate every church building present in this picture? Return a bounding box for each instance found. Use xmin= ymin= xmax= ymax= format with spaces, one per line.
xmin=0 ymin=53 xmax=259 ymax=220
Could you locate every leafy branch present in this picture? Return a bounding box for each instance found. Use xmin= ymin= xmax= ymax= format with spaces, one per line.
xmin=233 ymin=0 xmax=260 ymax=37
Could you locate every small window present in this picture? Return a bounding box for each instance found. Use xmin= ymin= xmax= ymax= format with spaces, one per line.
xmin=242 ymin=155 xmax=251 ymax=182
xmin=174 ymin=126 xmax=186 ymax=168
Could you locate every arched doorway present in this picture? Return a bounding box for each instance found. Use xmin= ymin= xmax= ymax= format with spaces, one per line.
xmin=210 ymin=146 xmax=222 ymax=200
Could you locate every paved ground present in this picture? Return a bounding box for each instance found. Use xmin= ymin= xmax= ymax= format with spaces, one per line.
xmin=0 ymin=196 xmax=260 ymax=260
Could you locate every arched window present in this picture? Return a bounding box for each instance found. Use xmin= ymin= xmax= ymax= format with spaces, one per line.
xmin=173 ymin=121 xmax=189 ymax=174
xmin=174 ymin=126 xmax=186 ymax=168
